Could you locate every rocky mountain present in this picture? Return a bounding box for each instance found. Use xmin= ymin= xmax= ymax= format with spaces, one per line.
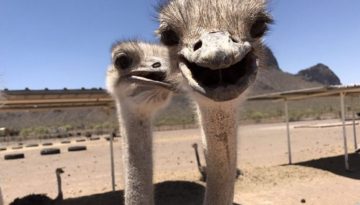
xmin=262 ymin=46 xmax=281 ymax=71
xmin=251 ymin=68 xmax=322 ymax=95
xmin=250 ymin=47 xmax=342 ymax=95
xmin=296 ymin=63 xmax=341 ymax=86
xmin=251 ymin=47 xmax=328 ymax=95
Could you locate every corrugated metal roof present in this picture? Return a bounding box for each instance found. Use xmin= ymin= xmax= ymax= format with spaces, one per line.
xmin=1 ymin=85 xmax=360 ymax=110
xmin=0 ymin=88 xmax=113 ymax=111
xmin=247 ymin=84 xmax=360 ymax=101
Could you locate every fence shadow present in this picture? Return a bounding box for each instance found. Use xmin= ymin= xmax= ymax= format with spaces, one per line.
xmin=292 ymin=153 xmax=360 ymax=180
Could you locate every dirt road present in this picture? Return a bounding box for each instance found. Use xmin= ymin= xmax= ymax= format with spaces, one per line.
xmin=1 ymin=120 xmax=360 ymax=205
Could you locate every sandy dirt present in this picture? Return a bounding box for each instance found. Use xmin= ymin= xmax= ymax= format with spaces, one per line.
xmin=1 ymin=119 xmax=360 ymax=205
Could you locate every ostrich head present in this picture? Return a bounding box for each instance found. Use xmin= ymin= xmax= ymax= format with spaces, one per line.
xmin=106 ymin=41 xmax=174 ymax=113
xmin=56 ymin=168 xmax=64 ymax=175
xmin=157 ymin=0 xmax=272 ymax=102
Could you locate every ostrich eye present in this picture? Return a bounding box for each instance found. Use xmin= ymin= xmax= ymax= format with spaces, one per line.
xmin=114 ymin=53 xmax=132 ymax=70
xmin=160 ymin=29 xmax=180 ymax=46
xmin=250 ymin=18 xmax=270 ymax=39
xmin=152 ymin=62 xmax=161 ymax=68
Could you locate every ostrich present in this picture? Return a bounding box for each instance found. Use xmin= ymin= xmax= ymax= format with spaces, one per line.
xmin=192 ymin=143 xmax=242 ymax=182
xmin=10 ymin=168 xmax=65 ymax=205
xmin=157 ymin=0 xmax=272 ymax=204
xmin=106 ymin=41 xmax=175 ymax=205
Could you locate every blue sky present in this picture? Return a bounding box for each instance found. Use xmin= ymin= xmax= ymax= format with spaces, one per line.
xmin=0 ymin=0 xmax=359 ymax=89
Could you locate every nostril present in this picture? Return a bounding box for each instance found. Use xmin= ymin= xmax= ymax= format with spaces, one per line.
xmin=193 ymin=40 xmax=202 ymax=51
xmin=152 ymin=62 xmax=161 ymax=68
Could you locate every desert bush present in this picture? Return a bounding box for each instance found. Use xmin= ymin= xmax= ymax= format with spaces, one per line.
xmin=154 ymin=114 xmax=196 ymax=127
xmin=249 ymin=111 xmax=266 ymax=123
xmin=19 ymin=128 xmax=32 ymax=137
xmin=62 ymin=124 xmax=74 ymax=131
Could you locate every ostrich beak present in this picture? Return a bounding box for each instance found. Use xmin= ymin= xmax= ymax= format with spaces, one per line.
xmin=178 ymin=31 xmax=258 ymax=101
xmin=124 ymin=69 xmax=175 ymax=91
xmin=182 ymin=31 xmax=252 ymax=70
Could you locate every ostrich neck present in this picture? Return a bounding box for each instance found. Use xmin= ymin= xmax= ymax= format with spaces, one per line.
xmin=117 ymin=102 xmax=154 ymax=205
xmin=56 ymin=172 xmax=63 ymax=201
xmin=197 ymin=102 xmax=239 ymax=205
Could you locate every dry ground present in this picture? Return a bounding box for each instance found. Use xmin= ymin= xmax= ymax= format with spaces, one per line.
xmin=1 ymin=119 xmax=360 ymax=205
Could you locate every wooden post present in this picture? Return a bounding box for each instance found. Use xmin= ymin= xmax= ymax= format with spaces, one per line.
xmin=340 ymin=92 xmax=350 ymax=170
xmin=110 ymin=132 xmax=116 ymax=191
xmin=351 ymin=96 xmax=358 ymax=150
xmin=285 ymin=99 xmax=292 ymax=165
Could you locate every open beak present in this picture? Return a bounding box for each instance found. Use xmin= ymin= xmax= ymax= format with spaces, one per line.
xmin=178 ymin=31 xmax=258 ymax=101
xmin=123 ymin=70 xmax=175 ymax=91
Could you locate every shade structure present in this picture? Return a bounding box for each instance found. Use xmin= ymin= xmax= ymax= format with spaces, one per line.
xmin=0 ymin=88 xmax=117 ymax=190
xmin=248 ymin=84 xmax=360 ymax=170
xmin=0 ymin=88 xmax=113 ymax=111
xmin=1 ymin=85 xmax=360 ymax=188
